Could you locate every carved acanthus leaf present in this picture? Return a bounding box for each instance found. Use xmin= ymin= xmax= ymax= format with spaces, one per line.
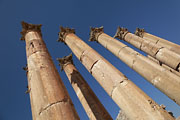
xmin=20 ymin=21 xmax=42 ymax=41
xmin=114 ymin=26 xmax=129 ymax=40
xmin=57 ymin=26 xmax=75 ymax=43
xmin=57 ymin=53 xmax=73 ymax=71
xmin=134 ymin=28 xmax=145 ymax=37
xmin=89 ymin=26 xmax=104 ymax=42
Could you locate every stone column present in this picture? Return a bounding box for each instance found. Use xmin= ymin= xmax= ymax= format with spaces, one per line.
xmin=116 ymin=110 xmax=129 ymax=120
xmin=89 ymin=27 xmax=180 ymax=106
xmin=147 ymin=55 xmax=180 ymax=77
xmin=135 ymin=28 xmax=180 ymax=55
xmin=21 ymin=21 xmax=79 ymax=120
xmin=57 ymin=27 xmax=175 ymax=120
xmin=114 ymin=27 xmax=180 ymax=72
xmin=57 ymin=54 xmax=112 ymax=120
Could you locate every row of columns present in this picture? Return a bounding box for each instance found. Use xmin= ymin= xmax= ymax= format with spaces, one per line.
xmin=89 ymin=27 xmax=180 ymax=105
xmin=21 ymin=21 xmax=179 ymax=120
xmin=57 ymin=54 xmax=112 ymax=120
xmin=114 ymin=27 xmax=180 ymax=72
xmin=57 ymin=27 xmax=174 ymax=120
xmin=135 ymin=28 xmax=180 ymax=55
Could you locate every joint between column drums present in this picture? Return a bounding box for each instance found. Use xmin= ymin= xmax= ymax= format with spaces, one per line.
xmin=176 ymin=63 xmax=180 ymax=72
xmin=39 ymin=97 xmax=69 ymax=116
xmin=89 ymin=60 xmax=99 ymax=74
xmin=155 ymin=39 xmax=160 ymax=44
xmin=117 ymin=46 xmax=128 ymax=57
xmin=110 ymin=78 xmax=128 ymax=97
xmin=154 ymin=47 xmax=164 ymax=57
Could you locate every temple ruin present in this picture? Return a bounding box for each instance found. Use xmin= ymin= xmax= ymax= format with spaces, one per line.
xmin=21 ymin=21 xmax=180 ymax=120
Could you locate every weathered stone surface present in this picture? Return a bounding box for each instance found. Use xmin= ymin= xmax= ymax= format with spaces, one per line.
xmin=148 ymin=55 xmax=180 ymax=79
xmin=116 ymin=110 xmax=129 ymax=120
xmin=57 ymin=54 xmax=112 ymax=120
xmin=58 ymin=27 xmax=175 ymax=120
xmin=115 ymin=27 xmax=180 ymax=71
xmin=91 ymin=29 xmax=180 ymax=105
xmin=135 ymin=28 xmax=180 ymax=55
xmin=22 ymin=22 xmax=79 ymax=120
xmin=99 ymin=33 xmax=127 ymax=56
xmin=155 ymin=48 xmax=180 ymax=70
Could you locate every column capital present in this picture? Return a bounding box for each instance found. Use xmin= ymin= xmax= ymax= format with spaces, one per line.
xmin=20 ymin=21 xmax=42 ymax=41
xmin=57 ymin=53 xmax=74 ymax=71
xmin=114 ymin=26 xmax=129 ymax=40
xmin=89 ymin=26 xmax=104 ymax=42
xmin=57 ymin=26 xmax=75 ymax=43
xmin=134 ymin=28 xmax=145 ymax=37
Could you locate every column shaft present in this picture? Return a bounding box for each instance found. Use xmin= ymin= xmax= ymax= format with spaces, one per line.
xmin=89 ymin=27 xmax=180 ymax=105
xmin=135 ymin=28 xmax=180 ymax=55
xmin=58 ymin=27 xmax=175 ymax=120
xmin=114 ymin=27 xmax=180 ymax=72
xmin=57 ymin=54 xmax=112 ymax=120
xmin=21 ymin=22 xmax=79 ymax=120
xmin=147 ymin=55 xmax=180 ymax=77
xmin=116 ymin=110 xmax=129 ymax=120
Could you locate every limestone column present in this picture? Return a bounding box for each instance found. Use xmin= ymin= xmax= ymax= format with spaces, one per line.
xmin=147 ymin=55 xmax=180 ymax=77
xmin=116 ymin=110 xmax=129 ymax=120
xmin=135 ymin=28 xmax=180 ymax=55
xmin=89 ymin=27 xmax=180 ymax=106
xmin=57 ymin=27 xmax=175 ymax=120
xmin=114 ymin=27 xmax=180 ymax=72
xmin=57 ymin=54 xmax=112 ymax=120
xmin=21 ymin=21 xmax=79 ymax=120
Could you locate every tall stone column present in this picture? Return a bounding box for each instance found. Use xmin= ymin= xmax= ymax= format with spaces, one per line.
xmin=21 ymin=21 xmax=79 ymax=120
xmin=135 ymin=28 xmax=180 ymax=55
xmin=57 ymin=27 xmax=175 ymax=120
xmin=57 ymin=54 xmax=112 ymax=120
xmin=114 ymin=27 xmax=180 ymax=72
xmin=89 ymin=27 xmax=180 ymax=105
xmin=147 ymin=55 xmax=180 ymax=77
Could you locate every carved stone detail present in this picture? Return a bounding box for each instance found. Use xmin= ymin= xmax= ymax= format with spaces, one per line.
xmin=57 ymin=53 xmax=73 ymax=71
xmin=114 ymin=26 xmax=129 ymax=40
xmin=89 ymin=26 xmax=104 ymax=42
xmin=57 ymin=26 xmax=75 ymax=43
xmin=134 ymin=28 xmax=145 ymax=37
xmin=20 ymin=21 xmax=42 ymax=41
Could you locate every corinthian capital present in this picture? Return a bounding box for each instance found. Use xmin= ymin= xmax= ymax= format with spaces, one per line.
xmin=57 ymin=26 xmax=75 ymax=43
xmin=114 ymin=26 xmax=129 ymax=40
xmin=57 ymin=53 xmax=73 ymax=71
xmin=89 ymin=26 xmax=104 ymax=42
xmin=134 ymin=28 xmax=145 ymax=37
xmin=20 ymin=21 xmax=42 ymax=41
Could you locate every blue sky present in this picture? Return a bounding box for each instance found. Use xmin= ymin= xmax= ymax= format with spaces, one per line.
xmin=0 ymin=0 xmax=180 ymax=119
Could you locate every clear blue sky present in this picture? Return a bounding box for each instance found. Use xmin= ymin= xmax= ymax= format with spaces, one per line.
xmin=0 ymin=0 xmax=180 ymax=119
